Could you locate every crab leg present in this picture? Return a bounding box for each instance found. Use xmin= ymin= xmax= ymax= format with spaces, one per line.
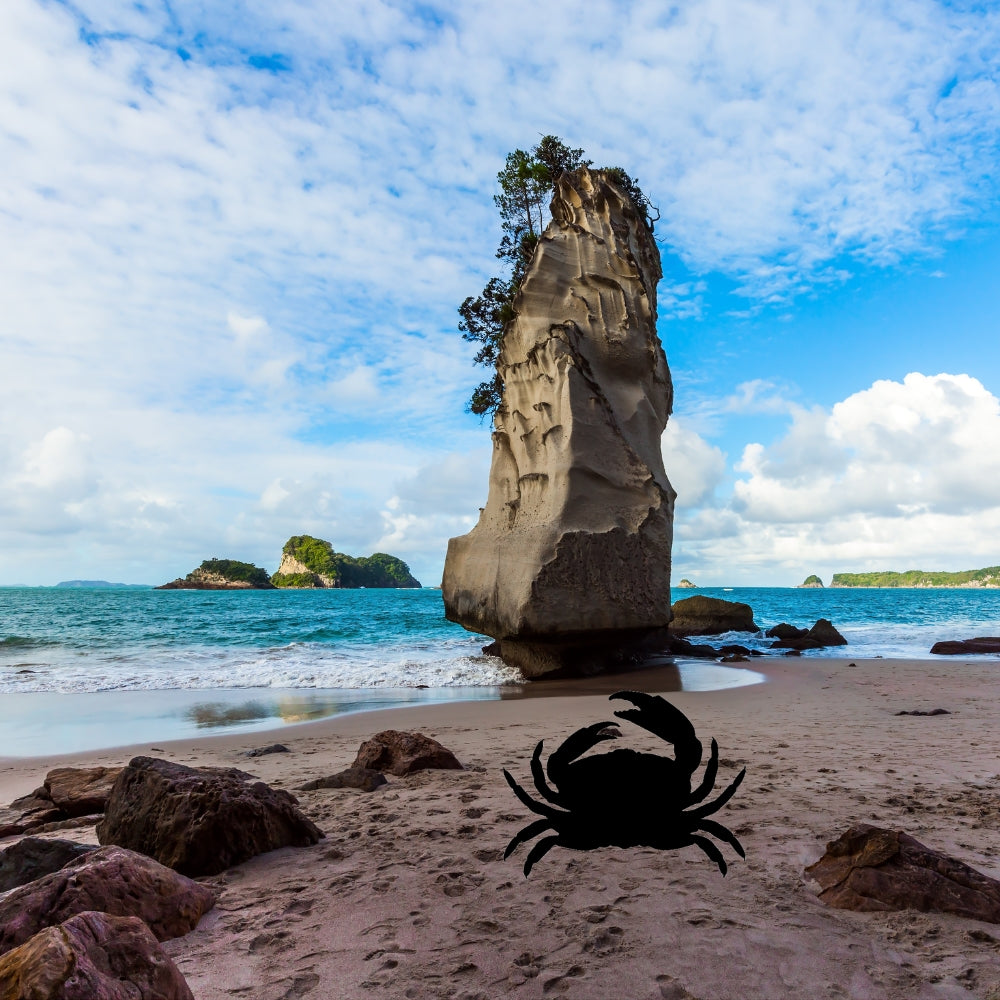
xmin=688 ymin=738 xmax=719 ymax=804
xmin=689 ymin=834 xmax=729 ymax=875
xmin=545 ymin=721 xmax=619 ymax=786
xmin=696 ymin=818 xmax=746 ymax=859
xmin=522 ymin=835 xmax=560 ymax=877
xmin=504 ymin=818 xmax=553 ymax=860
xmin=610 ymin=691 xmax=702 ymax=773
xmin=503 ymin=769 xmax=564 ymax=819
xmin=530 ymin=741 xmax=564 ymax=806
xmin=688 ymin=767 xmax=746 ymax=819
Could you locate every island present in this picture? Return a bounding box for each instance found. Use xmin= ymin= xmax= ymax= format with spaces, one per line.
xmin=675 ymin=579 xmax=697 ymax=589
xmin=798 ymin=574 xmax=824 ymax=588
xmin=157 ymin=559 xmax=275 ymax=590
xmin=56 ymin=580 xmax=151 ymax=589
xmin=271 ymin=535 xmax=421 ymax=589
xmin=830 ymin=566 xmax=1000 ymax=588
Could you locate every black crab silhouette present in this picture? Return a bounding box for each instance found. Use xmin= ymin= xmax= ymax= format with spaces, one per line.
xmin=502 ymin=690 xmax=747 ymax=877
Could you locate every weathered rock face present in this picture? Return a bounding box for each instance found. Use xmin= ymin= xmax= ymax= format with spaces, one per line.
xmin=443 ymin=168 xmax=674 ymax=677
xmin=806 ymin=823 xmax=1000 ymax=922
xmin=352 ymin=732 xmax=463 ymax=777
xmin=0 ymin=846 xmax=215 ymax=954
xmin=96 ymin=756 xmax=322 ymax=877
xmin=0 ymin=838 xmax=95 ymax=894
xmin=0 ymin=911 xmax=194 ymax=1000
xmin=669 ymin=596 xmax=758 ymax=637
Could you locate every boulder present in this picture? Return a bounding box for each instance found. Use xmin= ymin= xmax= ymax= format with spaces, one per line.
xmin=0 ymin=837 xmax=95 ymax=893
xmin=805 ymin=823 xmax=1000 ymax=922
xmin=442 ymin=167 xmax=675 ymax=678
xmin=43 ymin=766 xmax=122 ymax=817
xmin=669 ymin=596 xmax=758 ymax=637
xmin=765 ymin=623 xmax=808 ymax=640
xmin=807 ymin=618 xmax=848 ymax=646
xmin=299 ymin=768 xmax=387 ymax=792
xmin=930 ymin=636 xmax=1000 ymax=655
xmin=242 ymin=743 xmax=290 ymax=758
xmin=770 ymin=619 xmax=847 ymax=650
xmin=352 ymin=731 xmax=463 ymax=777
xmin=0 ymin=845 xmax=215 ymax=954
xmin=0 ymin=911 xmax=193 ymax=1000
xmin=0 ymin=793 xmax=64 ymax=840
xmin=96 ymin=756 xmax=322 ymax=877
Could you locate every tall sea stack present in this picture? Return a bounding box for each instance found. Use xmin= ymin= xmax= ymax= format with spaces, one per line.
xmin=443 ymin=167 xmax=675 ymax=677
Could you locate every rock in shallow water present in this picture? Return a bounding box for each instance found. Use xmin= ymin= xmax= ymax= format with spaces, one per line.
xmin=669 ymin=596 xmax=758 ymax=637
xmin=443 ymin=167 xmax=675 ymax=678
xmin=96 ymin=756 xmax=322 ymax=877
xmin=0 ymin=911 xmax=193 ymax=1000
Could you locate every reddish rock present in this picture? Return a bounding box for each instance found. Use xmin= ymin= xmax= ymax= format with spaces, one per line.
xmin=0 ymin=845 xmax=215 ymax=954
xmin=299 ymin=768 xmax=387 ymax=792
xmin=352 ymin=731 xmax=463 ymax=777
xmin=97 ymin=756 xmax=322 ymax=877
xmin=806 ymin=823 xmax=1000 ymax=922
xmin=0 ymin=911 xmax=193 ymax=1000
xmin=43 ymin=767 xmax=122 ymax=817
xmin=930 ymin=636 xmax=1000 ymax=655
xmin=0 ymin=838 xmax=95 ymax=894
xmin=669 ymin=596 xmax=758 ymax=637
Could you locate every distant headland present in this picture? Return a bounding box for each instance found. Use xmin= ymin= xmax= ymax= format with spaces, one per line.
xmin=800 ymin=567 xmax=1000 ymax=588
xmin=156 ymin=537 xmax=421 ymax=590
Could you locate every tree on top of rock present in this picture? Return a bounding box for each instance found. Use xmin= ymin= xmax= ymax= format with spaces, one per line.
xmin=460 ymin=137 xmax=657 ymax=416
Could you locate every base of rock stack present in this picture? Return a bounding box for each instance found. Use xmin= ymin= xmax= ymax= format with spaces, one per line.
xmin=497 ymin=628 xmax=673 ymax=679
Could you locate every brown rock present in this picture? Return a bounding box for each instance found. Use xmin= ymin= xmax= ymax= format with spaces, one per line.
xmin=0 ymin=838 xmax=95 ymax=893
xmin=443 ymin=168 xmax=675 ymax=678
xmin=765 ymin=623 xmax=808 ymax=640
xmin=669 ymin=596 xmax=758 ymax=637
xmin=43 ymin=767 xmax=123 ymax=817
xmin=353 ymin=731 xmax=463 ymax=777
xmin=807 ymin=618 xmax=848 ymax=646
xmin=930 ymin=636 xmax=1000 ymax=655
xmin=96 ymin=756 xmax=322 ymax=877
xmin=0 ymin=845 xmax=215 ymax=954
xmin=299 ymin=768 xmax=387 ymax=792
xmin=806 ymin=823 xmax=1000 ymax=922
xmin=0 ymin=911 xmax=193 ymax=1000
xmin=0 ymin=796 xmax=65 ymax=839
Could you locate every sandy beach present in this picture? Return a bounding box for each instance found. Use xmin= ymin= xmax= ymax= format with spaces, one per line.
xmin=3 ymin=654 xmax=1000 ymax=999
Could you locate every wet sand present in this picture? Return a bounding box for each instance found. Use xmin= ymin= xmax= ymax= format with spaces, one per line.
xmin=3 ymin=655 xmax=1000 ymax=999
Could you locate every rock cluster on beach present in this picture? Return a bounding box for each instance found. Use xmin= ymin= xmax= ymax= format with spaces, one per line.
xmin=443 ymin=167 xmax=675 ymax=678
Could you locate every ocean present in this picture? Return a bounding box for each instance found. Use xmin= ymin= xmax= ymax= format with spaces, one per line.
xmin=1 ymin=586 xmax=997 ymax=755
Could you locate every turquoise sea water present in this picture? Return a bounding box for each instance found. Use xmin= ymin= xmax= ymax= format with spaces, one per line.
xmin=0 ymin=586 xmax=997 ymax=755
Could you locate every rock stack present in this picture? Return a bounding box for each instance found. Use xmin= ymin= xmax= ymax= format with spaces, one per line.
xmin=443 ymin=168 xmax=675 ymax=677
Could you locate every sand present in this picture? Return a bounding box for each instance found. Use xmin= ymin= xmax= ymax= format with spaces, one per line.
xmin=3 ymin=655 xmax=1000 ymax=999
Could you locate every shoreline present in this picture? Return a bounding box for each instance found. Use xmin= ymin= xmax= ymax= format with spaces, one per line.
xmin=5 ymin=655 xmax=1000 ymax=997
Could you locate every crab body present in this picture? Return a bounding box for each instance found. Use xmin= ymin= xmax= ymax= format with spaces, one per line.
xmin=503 ymin=691 xmax=746 ymax=876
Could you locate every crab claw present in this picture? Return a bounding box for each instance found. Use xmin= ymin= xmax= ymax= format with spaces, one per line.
xmin=610 ymin=691 xmax=703 ymax=774
xmin=545 ymin=720 xmax=620 ymax=786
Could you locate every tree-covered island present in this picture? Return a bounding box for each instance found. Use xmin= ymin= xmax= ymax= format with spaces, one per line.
xmin=272 ymin=535 xmax=421 ymax=589
xmin=830 ymin=567 xmax=1000 ymax=588
xmin=157 ymin=559 xmax=274 ymax=590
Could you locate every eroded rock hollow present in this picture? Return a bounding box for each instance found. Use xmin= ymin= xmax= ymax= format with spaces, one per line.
xmin=443 ymin=168 xmax=675 ymax=677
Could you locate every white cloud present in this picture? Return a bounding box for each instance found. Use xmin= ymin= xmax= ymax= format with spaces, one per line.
xmin=675 ymin=373 xmax=1000 ymax=583
xmin=661 ymin=419 xmax=727 ymax=508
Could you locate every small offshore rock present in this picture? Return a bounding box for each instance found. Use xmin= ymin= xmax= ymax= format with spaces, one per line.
xmin=0 ymin=845 xmax=215 ymax=954
xmin=0 ymin=911 xmax=194 ymax=1000
xmin=806 ymin=823 xmax=1000 ymax=922
xmin=669 ymin=596 xmax=758 ymax=637
xmin=353 ymin=731 xmax=463 ymax=777
xmin=97 ymin=756 xmax=322 ymax=878
xmin=765 ymin=623 xmax=808 ymax=640
xmin=0 ymin=837 xmax=95 ymax=893
xmin=807 ymin=618 xmax=848 ymax=646
xmin=930 ymin=636 xmax=1000 ymax=655
xmin=299 ymin=768 xmax=387 ymax=792
xmin=242 ymin=744 xmax=290 ymax=758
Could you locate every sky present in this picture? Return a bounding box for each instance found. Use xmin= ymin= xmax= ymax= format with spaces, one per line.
xmin=2 ymin=0 xmax=999 ymax=588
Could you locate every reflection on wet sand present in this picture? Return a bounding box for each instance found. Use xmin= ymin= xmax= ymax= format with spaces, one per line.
xmin=185 ymin=695 xmax=352 ymax=729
